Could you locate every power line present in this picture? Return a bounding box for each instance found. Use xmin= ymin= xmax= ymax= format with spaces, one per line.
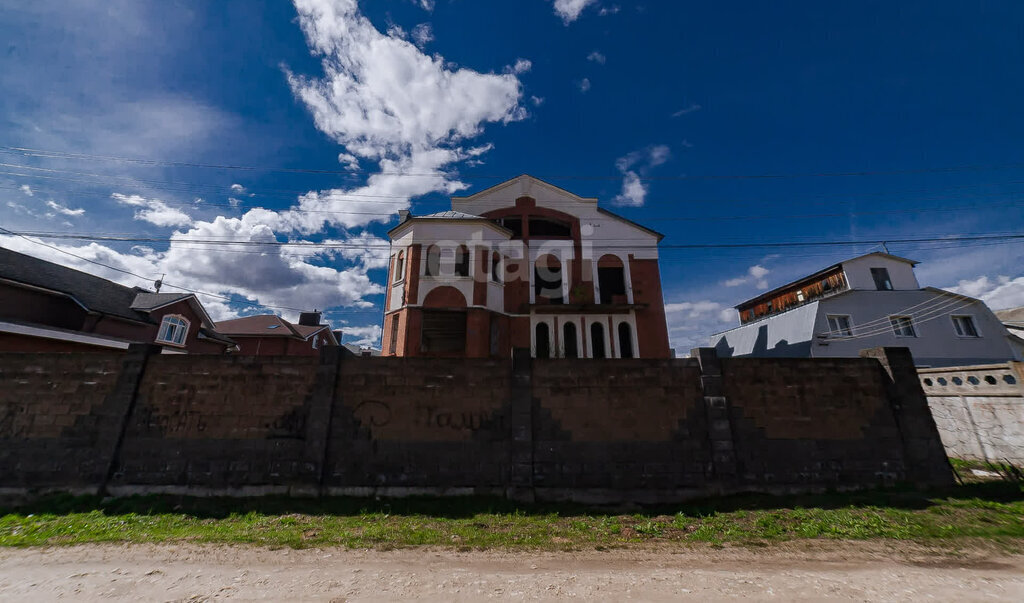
xmin=0 ymin=227 xmax=368 ymax=315
xmin=5 ymin=183 xmax=1024 ymax=222
xmin=6 ymin=230 xmax=1024 ymax=251
xmin=6 ymin=144 xmax=1024 ymax=181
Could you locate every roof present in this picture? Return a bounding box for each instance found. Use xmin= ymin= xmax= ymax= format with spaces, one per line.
xmin=735 ymin=251 xmax=920 ymax=309
xmin=595 ymin=207 xmax=665 ymax=241
xmin=386 ymin=211 xmax=514 ymax=238
xmin=0 ymin=246 xmax=234 ymax=347
xmin=215 ymin=314 xmax=333 ymax=342
xmin=420 ymin=210 xmax=485 ymax=220
xmin=0 ymin=246 xmax=150 ymax=322
xmin=995 ymin=306 xmax=1024 ymax=324
xmin=215 ymin=314 xmax=297 ymax=336
xmin=452 ymin=174 xmax=598 ymax=204
xmin=129 ymin=292 xmax=193 ymax=311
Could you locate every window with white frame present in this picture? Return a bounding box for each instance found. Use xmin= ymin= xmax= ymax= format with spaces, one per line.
xmin=393 ymin=251 xmax=405 ymax=283
xmin=889 ymin=315 xmax=917 ymax=337
xmin=826 ymin=314 xmax=853 ymax=336
xmin=951 ymin=315 xmax=979 ymax=337
xmin=156 ymin=315 xmax=189 ymax=346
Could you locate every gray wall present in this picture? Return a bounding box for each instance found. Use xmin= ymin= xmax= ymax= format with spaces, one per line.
xmin=814 ymin=291 xmax=1016 ymax=367
xmin=712 ymin=290 xmax=1016 ymax=368
xmin=919 ymin=362 xmax=1024 ymax=466
xmin=711 ymin=302 xmax=817 ymax=358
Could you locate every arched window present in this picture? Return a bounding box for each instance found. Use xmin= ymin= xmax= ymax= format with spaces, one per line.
xmin=491 ymin=251 xmax=502 ymax=283
xmin=563 ymin=322 xmax=578 ymax=358
xmin=156 ymin=315 xmax=189 ymax=346
xmin=534 ymin=254 xmax=563 ymax=304
xmin=618 ymin=323 xmax=634 ymax=358
xmin=425 ymin=245 xmax=440 ymax=276
xmin=388 ymin=314 xmax=399 ymax=355
xmin=393 ymin=251 xmax=405 ymax=283
xmin=590 ymin=322 xmax=606 ymax=359
xmin=455 ymin=245 xmax=470 ymax=277
xmin=535 ymin=322 xmax=551 ymax=359
xmin=598 ymin=254 xmax=626 ymax=305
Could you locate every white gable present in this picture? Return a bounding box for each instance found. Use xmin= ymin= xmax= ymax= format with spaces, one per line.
xmin=452 ymin=174 xmax=596 ymax=217
xmin=451 ymin=174 xmax=662 ymax=257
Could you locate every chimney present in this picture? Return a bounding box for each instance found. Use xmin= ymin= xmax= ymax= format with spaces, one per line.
xmin=298 ymin=311 xmax=322 ymax=326
xmin=398 ymin=209 xmax=410 ymax=223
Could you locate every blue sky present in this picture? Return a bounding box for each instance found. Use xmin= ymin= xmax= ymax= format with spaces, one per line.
xmin=1 ymin=0 xmax=1022 ymax=351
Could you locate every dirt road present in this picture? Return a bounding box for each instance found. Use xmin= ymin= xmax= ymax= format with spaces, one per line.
xmin=1 ymin=541 xmax=1022 ymax=601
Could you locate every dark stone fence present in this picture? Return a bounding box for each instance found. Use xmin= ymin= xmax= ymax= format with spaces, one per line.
xmin=0 ymin=345 xmax=953 ymax=504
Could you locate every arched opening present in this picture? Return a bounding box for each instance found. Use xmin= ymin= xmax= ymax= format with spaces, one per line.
xmin=534 ymin=254 xmax=564 ymax=304
xmin=590 ymin=322 xmax=606 ymax=359
xmin=393 ymin=251 xmax=405 ymax=283
xmin=388 ymin=314 xmax=399 ymax=355
xmin=535 ymin=322 xmax=551 ymax=358
xmin=491 ymin=251 xmax=502 ymax=283
xmin=421 ymin=287 xmax=467 ymax=355
xmin=425 ymin=245 xmax=440 ymax=276
xmin=617 ymin=322 xmax=634 ymax=358
xmin=455 ymin=245 xmax=470 ymax=277
xmin=598 ymin=254 xmax=626 ymax=305
xmin=563 ymin=321 xmax=578 ymax=358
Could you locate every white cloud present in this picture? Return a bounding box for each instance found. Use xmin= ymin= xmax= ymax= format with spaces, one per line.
xmin=283 ymin=0 xmax=527 ymax=232
xmin=228 ymin=197 xmax=243 ymax=208
xmin=45 ymin=200 xmax=86 ymax=217
xmin=337 ymin=152 xmax=360 ymax=171
xmin=598 ymin=5 xmax=620 ymax=16
xmin=0 ymin=216 xmax=385 ymax=323
xmin=612 ymin=144 xmax=671 ymax=207
xmin=587 ymin=50 xmax=606 ymax=65
xmin=578 ymin=77 xmax=591 ymax=93
xmin=723 ymin=264 xmax=771 ymax=289
xmin=410 ymin=0 xmax=434 ymax=10
xmin=19 ymin=185 xmax=34 ymax=197
xmin=950 ymin=275 xmax=1024 ymax=311
xmin=664 ymin=299 xmax=739 ymax=354
xmin=511 ymin=58 xmax=532 ymax=74
xmin=552 ymin=0 xmax=597 ymax=24
xmin=340 ymin=324 xmax=383 ymax=345
xmin=230 ymin=183 xmax=246 ymax=193
xmin=530 ymin=95 xmax=545 ymax=106
xmin=671 ymin=103 xmax=702 ymax=117
xmin=411 ymin=22 xmax=433 ymax=48
xmin=111 ymin=192 xmax=193 ymax=228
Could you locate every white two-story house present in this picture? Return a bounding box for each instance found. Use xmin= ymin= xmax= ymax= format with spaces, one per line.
xmin=710 ymin=252 xmax=1020 ymax=367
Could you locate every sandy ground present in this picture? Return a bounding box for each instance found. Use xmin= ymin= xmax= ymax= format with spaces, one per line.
xmin=1 ymin=541 xmax=1023 ymax=601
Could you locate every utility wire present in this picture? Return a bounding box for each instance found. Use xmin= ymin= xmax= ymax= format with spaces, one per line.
xmin=5 ymin=183 xmax=1023 ymax=223
xmin=8 ymin=231 xmax=1022 ymax=250
xmin=0 ymin=227 xmax=366 ymax=315
xmin=6 ymin=145 xmax=1024 ymax=181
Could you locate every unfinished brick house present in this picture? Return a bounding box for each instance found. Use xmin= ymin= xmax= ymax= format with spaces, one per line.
xmin=381 ymin=175 xmax=671 ymax=358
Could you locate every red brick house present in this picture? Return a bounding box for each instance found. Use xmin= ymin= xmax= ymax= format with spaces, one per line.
xmin=0 ymin=247 xmax=234 ymax=353
xmin=215 ymin=312 xmax=338 ymax=356
xmin=381 ymin=175 xmax=671 ymax=358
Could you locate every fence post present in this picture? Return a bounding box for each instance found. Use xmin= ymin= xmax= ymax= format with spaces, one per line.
xmin=691 ymin=347 xmax=738 ymax=485
xmin=97 ymin=343 xmax=161 ymax=496
xmin=507 ymin=347 xmax=535 ymax=502
xmin=860 ymin=346 xmax=955 ymax=487
xmin=299 ymin=344 xmax=344 ymax=497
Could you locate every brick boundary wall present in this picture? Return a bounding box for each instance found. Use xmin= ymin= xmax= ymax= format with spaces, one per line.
xmin=0 ymin=346 xmax=954 ymax=504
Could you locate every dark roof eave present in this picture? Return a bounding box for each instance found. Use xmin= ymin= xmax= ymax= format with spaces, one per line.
xmin=734 ymin=263 xmax=844 ymax=309
xmin=594 ymin=208 xmax=665 ymax=241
